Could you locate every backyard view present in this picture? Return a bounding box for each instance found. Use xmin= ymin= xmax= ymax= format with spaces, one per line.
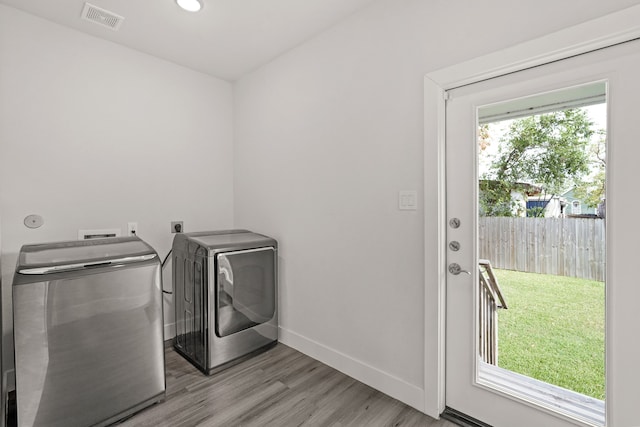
xmin=495 ymin=269 xmax=605 ymax=400
xmin=477 ymin=84 xmax=606 ymax=402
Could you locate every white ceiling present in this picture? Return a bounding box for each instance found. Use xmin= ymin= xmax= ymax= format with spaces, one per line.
xmin=0 ymin=0 xmax=379 ymax=81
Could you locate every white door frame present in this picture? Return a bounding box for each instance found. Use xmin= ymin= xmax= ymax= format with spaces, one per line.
xmin=422 ymin=4 xmax=640 ymax=419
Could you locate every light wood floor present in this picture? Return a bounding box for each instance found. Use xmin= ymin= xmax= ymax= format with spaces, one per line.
xmin=118 ymin=343 xmax=458 ymax=427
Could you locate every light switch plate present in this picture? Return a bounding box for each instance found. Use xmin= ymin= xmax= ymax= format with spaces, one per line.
xmin=399 ymin=190 xmax=418 ymax=210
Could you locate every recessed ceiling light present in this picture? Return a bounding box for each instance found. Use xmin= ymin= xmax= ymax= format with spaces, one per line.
xmin=176 ymin=0 xmax=202 ymax=12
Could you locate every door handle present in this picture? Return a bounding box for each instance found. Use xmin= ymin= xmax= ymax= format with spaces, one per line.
xmin=449 ymin=263 xmax=471 ymax=275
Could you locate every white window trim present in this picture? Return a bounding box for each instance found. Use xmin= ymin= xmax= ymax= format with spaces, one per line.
xmin=422 ymin=4 xmax=640 ymax=419
xmin=572 ymin=200 xmax=582 ymax=214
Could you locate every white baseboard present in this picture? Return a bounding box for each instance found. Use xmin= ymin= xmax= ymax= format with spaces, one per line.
xmin=164 ymin=322 xmax=175 ymax=341
xmin=278 ymin=327 xmax=425 ymax=413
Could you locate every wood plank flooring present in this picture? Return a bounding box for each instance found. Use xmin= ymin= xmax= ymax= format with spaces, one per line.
xmin=118 ymin=343 xmax=458 ymax=427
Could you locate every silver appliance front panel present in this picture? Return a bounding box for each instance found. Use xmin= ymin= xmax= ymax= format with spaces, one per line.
xmin=13 ymin=263 xmax=165 ymax=427
xmin=207 ymin=247 xmax=277 ymax=370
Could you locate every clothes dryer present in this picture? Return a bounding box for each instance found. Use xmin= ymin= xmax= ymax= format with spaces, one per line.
xmin=172 ymin=230 xmax=277 ymax=374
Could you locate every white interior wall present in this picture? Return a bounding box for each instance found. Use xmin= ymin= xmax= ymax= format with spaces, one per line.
xmin=233 ymin=0 xmax=640 ymax=415
xmin=0 ymin=5 xmax=234 ymax=374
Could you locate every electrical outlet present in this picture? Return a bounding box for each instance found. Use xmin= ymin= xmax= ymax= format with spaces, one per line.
xmin=171 ymin=221 xmax=183 ymax=233
xmin=127 ymin=222 xmax=138 ymax=236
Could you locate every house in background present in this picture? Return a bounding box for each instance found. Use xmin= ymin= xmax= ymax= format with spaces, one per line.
xmin=561 ymin=188 xmax=598 ymax=217
xmin=480 ymin=180 xmax=566 ymax=218
xmin=526 ymin=194 xmax=567 ymax=218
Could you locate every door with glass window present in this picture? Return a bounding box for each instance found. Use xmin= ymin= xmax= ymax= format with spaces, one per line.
xmin=445 ymin=39 xmax=640 ymax=427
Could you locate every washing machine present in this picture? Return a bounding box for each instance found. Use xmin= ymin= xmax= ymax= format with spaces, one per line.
xmin=13 ymin=237 xmax=165 ymax=427
xmin=172 ymin=230 xmax=277 ymax=374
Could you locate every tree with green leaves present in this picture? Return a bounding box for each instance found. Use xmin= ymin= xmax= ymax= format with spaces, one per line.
xmin=573 ymin=131 xmax=606 ymax=209
xmin=481 ymin=108 xmax=595 ymax=217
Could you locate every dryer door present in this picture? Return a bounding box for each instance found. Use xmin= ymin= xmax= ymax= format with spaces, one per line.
xmin=215 ymin=247 xmax=276 ymax=337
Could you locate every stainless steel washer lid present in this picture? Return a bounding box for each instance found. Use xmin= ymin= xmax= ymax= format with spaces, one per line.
xmin=15 ymin=236 xmax=157 ymax=276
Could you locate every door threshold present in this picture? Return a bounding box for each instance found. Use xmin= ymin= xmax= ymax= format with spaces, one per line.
xmin=441 ymin=407 xmax=493 ymax=427
xmin=477 ymin=362 xmax=604 ymax=427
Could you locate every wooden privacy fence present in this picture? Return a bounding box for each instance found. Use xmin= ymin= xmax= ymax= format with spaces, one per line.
xmin=479 ymin=217 xmax=606 ymax=282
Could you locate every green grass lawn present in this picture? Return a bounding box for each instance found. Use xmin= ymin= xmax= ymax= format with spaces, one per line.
xmin=495 ymin=269 xmax=605 ymax=400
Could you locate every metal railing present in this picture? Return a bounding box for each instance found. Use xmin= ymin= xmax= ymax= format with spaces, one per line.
xmin=478 ymin=259 xmax=507 ymax=365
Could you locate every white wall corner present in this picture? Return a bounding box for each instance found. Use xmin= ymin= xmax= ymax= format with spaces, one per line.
xmin=279 ymin=327 xmax=426 ymax=413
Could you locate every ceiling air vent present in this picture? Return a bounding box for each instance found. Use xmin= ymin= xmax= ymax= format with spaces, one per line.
xmin=81 ymin=2 xmax=124 ymax=31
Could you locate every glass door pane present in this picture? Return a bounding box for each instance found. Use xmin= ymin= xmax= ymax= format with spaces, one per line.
xmin=476 ymin=82 xmax=606 ymax=424
xmin=216 ymin=247 xmax=276 ymax=337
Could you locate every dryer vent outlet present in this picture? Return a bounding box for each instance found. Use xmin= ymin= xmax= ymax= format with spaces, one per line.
xmin=171 ymin=221 xmax=183 ymax=233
